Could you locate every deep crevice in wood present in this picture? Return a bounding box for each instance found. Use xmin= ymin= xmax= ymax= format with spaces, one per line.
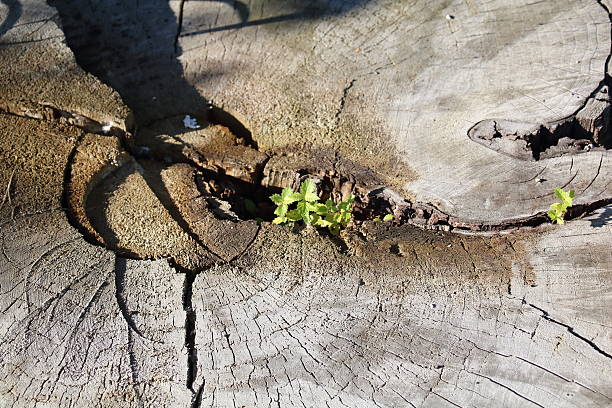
xmin=191 ymin=382 xmax=205 ymax=408
xmin=20 ymin=96 xmax=607 ymax=257
xmin=127 ymin=326 xmax=145 ymax=408
xmin=181 ymin=268 xmax=199 ymax=392
xmin=6 ymin=88 xmax=608 ymax=266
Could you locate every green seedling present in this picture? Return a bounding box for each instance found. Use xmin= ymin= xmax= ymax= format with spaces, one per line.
xmin=270 ymin=179 xmax=355 ymax=235
xmin=374 ymin=214 xmax=394 ymax=222
xmin=547 ymin=188 xmax=574 ymax=224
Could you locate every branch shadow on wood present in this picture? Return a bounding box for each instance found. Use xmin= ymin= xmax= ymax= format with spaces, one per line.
xmin=48 ymin=0 xmax=206 ymax=124
xmin=588 ymin=205 xmax=612 ymax=228
xmin=179 ymin=0 xmax=368 ymax=37
xmin=0 ymin=0 xmax=21 ymax=39
xmin=48 ymin=0 xmax=366 ymax=125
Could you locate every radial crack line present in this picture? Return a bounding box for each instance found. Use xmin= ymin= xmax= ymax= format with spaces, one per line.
xmin=527 ymin=302 xmax=612 ymax=360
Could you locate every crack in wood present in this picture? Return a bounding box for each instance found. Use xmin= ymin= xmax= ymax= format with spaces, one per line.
xmin=127 ymin=325 xmax=145 ymax=408
xmin=174 ymin=0 xmax=187 ymax=55
xmin=333 ymin=78 xmax=357 ymax=126
xmin=0 ymin=167 xmax=16 ymax=216
xmin=4 ymin=90 xmax=606 ymax=247
xmin=526 ymin=301 xmax=612 ymax=360
xmin=182 ymin=269 xmax=199 ymax=392
xmin=581 ymin=153 xmax=604 ymax=194
xmin=467 ymin=370 xmax=545 ymax=408
xmin=4 ymin=88 xmax=607 ymax=255
xmin=515 ymin=356 xmax=612 ymax=400
xmin=469 ymin=0 xmax=612 ymax=161
xmin=191 ymin=382 xmax=205 ymax=408
xmin=114 ymin=256 xmax=150 ymax=340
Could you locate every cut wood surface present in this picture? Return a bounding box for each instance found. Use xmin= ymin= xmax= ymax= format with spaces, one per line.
xmin=0 ymin=0 xmax=611 ymax=407
xmin=0 ymin=0 xmax=130 ymax=130
xmin=176 ymin=0 xmax=612 ymax=222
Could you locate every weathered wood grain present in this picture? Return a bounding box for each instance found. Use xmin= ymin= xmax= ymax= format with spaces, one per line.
xmin=0 ymin=213 xmax=192 ymax=407
xmin=182 ymin=212 xmax=612 ymax=407
xmin=0 ymin=0 xmax=130 ymax=130
xmin=2 ymin=207 xmax=611 ymax=407
xmin=177 ymin=0 xmax=612 ymax=223
xmin=0 ymin=0 xmax=611 ymax=407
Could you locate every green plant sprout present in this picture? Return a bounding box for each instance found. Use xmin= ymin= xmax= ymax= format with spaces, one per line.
xmin=374 ymin=214 xmax=394 ymax=222
xmin=547 ymin=188 xmax=574 ymax=224
xmin=270 ymin=179 xmax=355 ymax=235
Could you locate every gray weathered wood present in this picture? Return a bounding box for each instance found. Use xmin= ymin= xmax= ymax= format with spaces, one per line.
xmin=1 ymin=0 xmax=611 ymax=407
xmin=177 ymin=0 xmax=612 ymax=223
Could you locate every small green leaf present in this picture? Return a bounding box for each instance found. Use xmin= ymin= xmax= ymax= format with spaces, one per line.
xmin=296 ymin=201 xmax=309 ymax=216
xmin=554 ymin=188 xmax=573 ymax=207
xmin=297 ymin=201 xmax=314 ymax=224
xmin=340 ymin=212 xmax=352 ymax=225
xmin=548 ymin=203 xmax=566 ymax=224
xmin=325 ymin=200 xmax=338 ymax=213
xmin=300 ymin=179 xmax=320 ymax=202
xmin=315 ymin=203 xmax=328 ymax=215
xmin=271 ymin=187 xmax=298 ymax=206
xmin=270 ymin=194 xmax=283 ymax=205
xmin=272 ymin=216 xmax=287 ymax=224
xmin=311 ymin=214 xmax=320 ymax=225
xmin=287 ymin=209 xmax=302 ymax=222
xmin=274 ymin=204 xmax=288 ymax=217
xmin=548 ymin=188 xmax=576 ymax=225
xmin=280 ymin=187 xmax=298 ymax=204
xmin=316 ymin=218 xmax=332 ymax=227
xmin=549 ymin=202 xmax=564 ymax=213
xmin=383 ymin=214 xmax=394 ymax=222
xmin=373 ymin=217 xmax=381 ymax=222
xmin=303 ymin=213 xmax=314 ymax=225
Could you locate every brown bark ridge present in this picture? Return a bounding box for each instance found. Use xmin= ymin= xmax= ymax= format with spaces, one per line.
xmin=0 ymin=0 xmax=611 ymax=407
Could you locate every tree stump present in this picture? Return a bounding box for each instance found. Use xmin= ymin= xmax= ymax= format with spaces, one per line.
xmin=0 ymin=1 xmax=610 ymax=407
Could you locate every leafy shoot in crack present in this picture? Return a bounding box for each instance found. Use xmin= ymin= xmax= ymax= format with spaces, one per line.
xmin=547 ymin=188 xmax=575 ymax=224
xmin=270 ymin=179 xmax=356 ymax=236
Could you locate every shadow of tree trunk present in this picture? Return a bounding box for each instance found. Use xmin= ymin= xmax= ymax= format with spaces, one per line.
xmin=48 ymin=0 xmax=205 ymax=125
